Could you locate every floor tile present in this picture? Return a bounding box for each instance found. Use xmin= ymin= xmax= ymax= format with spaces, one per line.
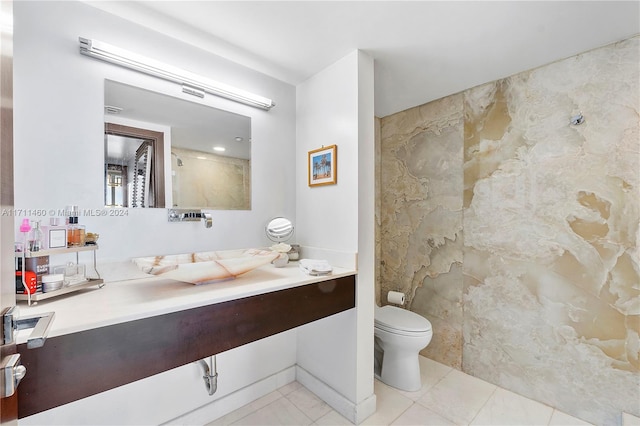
xmin=624 ymin=412 xmax=640 ymax=425
xmin=206 ymin=391 xmax=282 ymax=426
xmin=278 ymin=381 xmax=304 ymax=396
xmin=231 ymin=397 xmax=313 ymax=426
xmin=396 ymin=356 xmax=453 ymax=401
xmin=549 ymin=409 xmax=594 ymax=425
xmin=207 ymin=357 xmax=627 ymax=426
xmin=361 ymin=380 xmax=414 ymax=425
xmin=391 ymin=403 xmax=456 ymax=426
xmin=284 ymin=386 xmax=333 ymax=421
xmin=469 ymin=387 xmax=553 ymax=425
xmin=315 ymin=410 xmax=355 ymax=426
xmin=417 ymin=368 xmax=497 ymax=424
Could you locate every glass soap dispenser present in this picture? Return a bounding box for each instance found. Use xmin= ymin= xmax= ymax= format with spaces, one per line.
xmin=28 ymin=220 xmax=43 ymax=252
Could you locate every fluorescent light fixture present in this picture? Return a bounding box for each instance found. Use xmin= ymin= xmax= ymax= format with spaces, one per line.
xmin=79 ymin=37 xmax=275 ymax=111
xmin=213 ymin=146 xmax=226 ymax=152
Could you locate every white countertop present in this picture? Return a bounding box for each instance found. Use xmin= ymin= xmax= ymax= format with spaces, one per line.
xmin=16 ymin=263 xmax=356 ymax=344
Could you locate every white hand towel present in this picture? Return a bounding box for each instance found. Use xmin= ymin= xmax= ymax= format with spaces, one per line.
xmin=299 ymin=259 xmax=332 ymax=275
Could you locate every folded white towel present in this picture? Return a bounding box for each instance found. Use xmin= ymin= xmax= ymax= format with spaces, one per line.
xmin=299 ymin=258 xmax=332 ymax=276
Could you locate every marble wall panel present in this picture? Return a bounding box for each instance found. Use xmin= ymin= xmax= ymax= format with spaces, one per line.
xmin=463 ymin=37 xmax=639 ymax=425
xmin=378 ymin=95 xmax=464 ymax=368
xmin=172 ymin=147 xmax=250 ymax=210
xmin=377 ymin=36 xmax=639 ymax=424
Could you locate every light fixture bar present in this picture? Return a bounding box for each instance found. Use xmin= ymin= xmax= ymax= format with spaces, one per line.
xmin=182 ymin=84 xmax=205 ymax=98
xmin=79 ymin=37 xmax=275 ymax=110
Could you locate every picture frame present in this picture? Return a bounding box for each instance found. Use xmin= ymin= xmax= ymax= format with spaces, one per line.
xmin=308 ymin=145 xmax=337 ymax=187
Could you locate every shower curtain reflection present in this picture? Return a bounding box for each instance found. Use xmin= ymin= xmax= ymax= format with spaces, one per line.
xmin=104 ymin=123 xmax=166 ymax=208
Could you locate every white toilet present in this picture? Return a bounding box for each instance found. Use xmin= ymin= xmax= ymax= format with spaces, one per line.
xmin=374 ymin=305 xmax=433 ymax=392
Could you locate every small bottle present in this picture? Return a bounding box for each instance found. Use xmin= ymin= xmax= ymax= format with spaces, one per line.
xmin=67 ymin=220 xmax=87 ymax=247
xmin=65 ymin=206 xmax=77 ymax=247
xmin=74 ymin=224 xmax=86 ymax=246
xmin=67 ymin=216 xmax=79 ymax=247
xmin=28 ymin=220 xmax=43 ymax=252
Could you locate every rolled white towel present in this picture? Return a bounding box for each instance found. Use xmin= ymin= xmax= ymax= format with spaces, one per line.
xmin=299 ymin=258 xmax=332 ymax=275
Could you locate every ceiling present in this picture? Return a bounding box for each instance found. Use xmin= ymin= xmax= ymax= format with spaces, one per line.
xmin=89 ymin=1 xmax=639 ymax=117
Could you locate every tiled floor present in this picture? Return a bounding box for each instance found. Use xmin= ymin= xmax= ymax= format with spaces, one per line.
xmin=206 ymin=356 xmax=609 ymax=426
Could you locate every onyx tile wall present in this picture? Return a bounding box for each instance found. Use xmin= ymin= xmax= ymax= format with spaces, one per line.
xmin=171 ymin=147 xmax=250 ymax=209
xmin=377 ymin=36 xmax=639 ymax=424
xmin=379 ymin=95 xmax=465 ymax=369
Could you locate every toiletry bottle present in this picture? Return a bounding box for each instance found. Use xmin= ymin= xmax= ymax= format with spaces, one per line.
xmin=66 ymin=206 xmax=75 ymax=247
xmin=67 ymin=216 xmax=77 ymax=247
xmin=75 ymin=223 xmax=86 ymax=246
xmin=19 ymin=218 xmax=31 ymax=251
xmin=65 ymin=205 xmax=85 ymax=247
xmin=28 ymin=220 xmax=43 ymax=252
xmin=42 ymin=217 xmax=67 ymax=249
xmin=19 ymin=218 xmax=31 ymax=234
xmin=67 ymin=217 xmax=87 ymax=246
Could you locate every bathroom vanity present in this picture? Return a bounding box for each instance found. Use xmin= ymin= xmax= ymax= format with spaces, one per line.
xmin=15 ymin=264 xmax=356 ymax=418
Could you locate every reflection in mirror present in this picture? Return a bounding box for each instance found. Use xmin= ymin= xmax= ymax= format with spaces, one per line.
xmin=104 ymin=80 xmax=252 ymax=210
xmin=105 ymin=123 xmax=165 ymax=208
xmin=265 ymin=217 xmax=294 ymax=242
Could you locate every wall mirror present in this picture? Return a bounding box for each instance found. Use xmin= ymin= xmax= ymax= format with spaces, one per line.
xmin=104 ymin=80 xmax=252 ymax=210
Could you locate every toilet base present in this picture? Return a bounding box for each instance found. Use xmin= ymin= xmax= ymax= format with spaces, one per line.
xmin=378 ymin=348 xmax=422 ymax=392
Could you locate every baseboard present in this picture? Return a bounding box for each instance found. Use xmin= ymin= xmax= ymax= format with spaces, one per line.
xmin=164 ymin=366 xmax=296 ymax=425
xmin=296 ymin=365 xmax=376 ymax=424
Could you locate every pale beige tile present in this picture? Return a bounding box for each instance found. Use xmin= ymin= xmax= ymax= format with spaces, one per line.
xmin=623 ymin=412 xmax=640 ymax=425
xmin=231 ymin=397 xmax=313 ymax=425
xmin=361 ymin=380 xmax=413 ymax=425
xmin=207 ymin=391 xmax=282 ymax=426
xmin=315 ymin=410 xmax=355 ymax=426
xmin=285 ymin=386 xmax=333 ymax=421
xmin=391 ymin=403 xmax=456 ymax=426
xmin=417 ymin=368 xmax=497 ymax=424
xmin=549 ymin=409 xmax=594 ymax=425
xmin=470 ymin=387 xmax=553 ymax=425
xmin=397 ymin=356 xmax=453 ymax=401
xmin=278 ymin=380 xmax=304 ymax=396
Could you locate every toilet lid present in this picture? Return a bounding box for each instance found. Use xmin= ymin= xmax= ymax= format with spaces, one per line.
xmin=375 ymin=305 xmax=432 ymax=333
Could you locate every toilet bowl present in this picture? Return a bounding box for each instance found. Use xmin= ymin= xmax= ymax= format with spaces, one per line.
xmin=374 ymin=305 xmax=432 ymax=392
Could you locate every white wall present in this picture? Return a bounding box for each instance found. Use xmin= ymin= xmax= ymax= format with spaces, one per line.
xmin=295 ymin=54 xmax=360 ymax=252
xmin=14 ymin=1 xmax=298 ymax=424
xmin=355 ymin=51 xmax=376 ymax=410
xmin=295 ymin=50 xmax=376 ymax=423
xmin=14 ymin=1 xmax=297 ymax=262
xmin=15 ymin=3 xmax=375 ymax=424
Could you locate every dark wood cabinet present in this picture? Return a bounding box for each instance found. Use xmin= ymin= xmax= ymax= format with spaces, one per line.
xmin=17 ymin=275 xmax=356 ymax=418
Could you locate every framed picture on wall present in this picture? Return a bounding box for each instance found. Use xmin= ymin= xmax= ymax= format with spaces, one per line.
xmin=308 ymin=145 xmax=337 ymax=187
